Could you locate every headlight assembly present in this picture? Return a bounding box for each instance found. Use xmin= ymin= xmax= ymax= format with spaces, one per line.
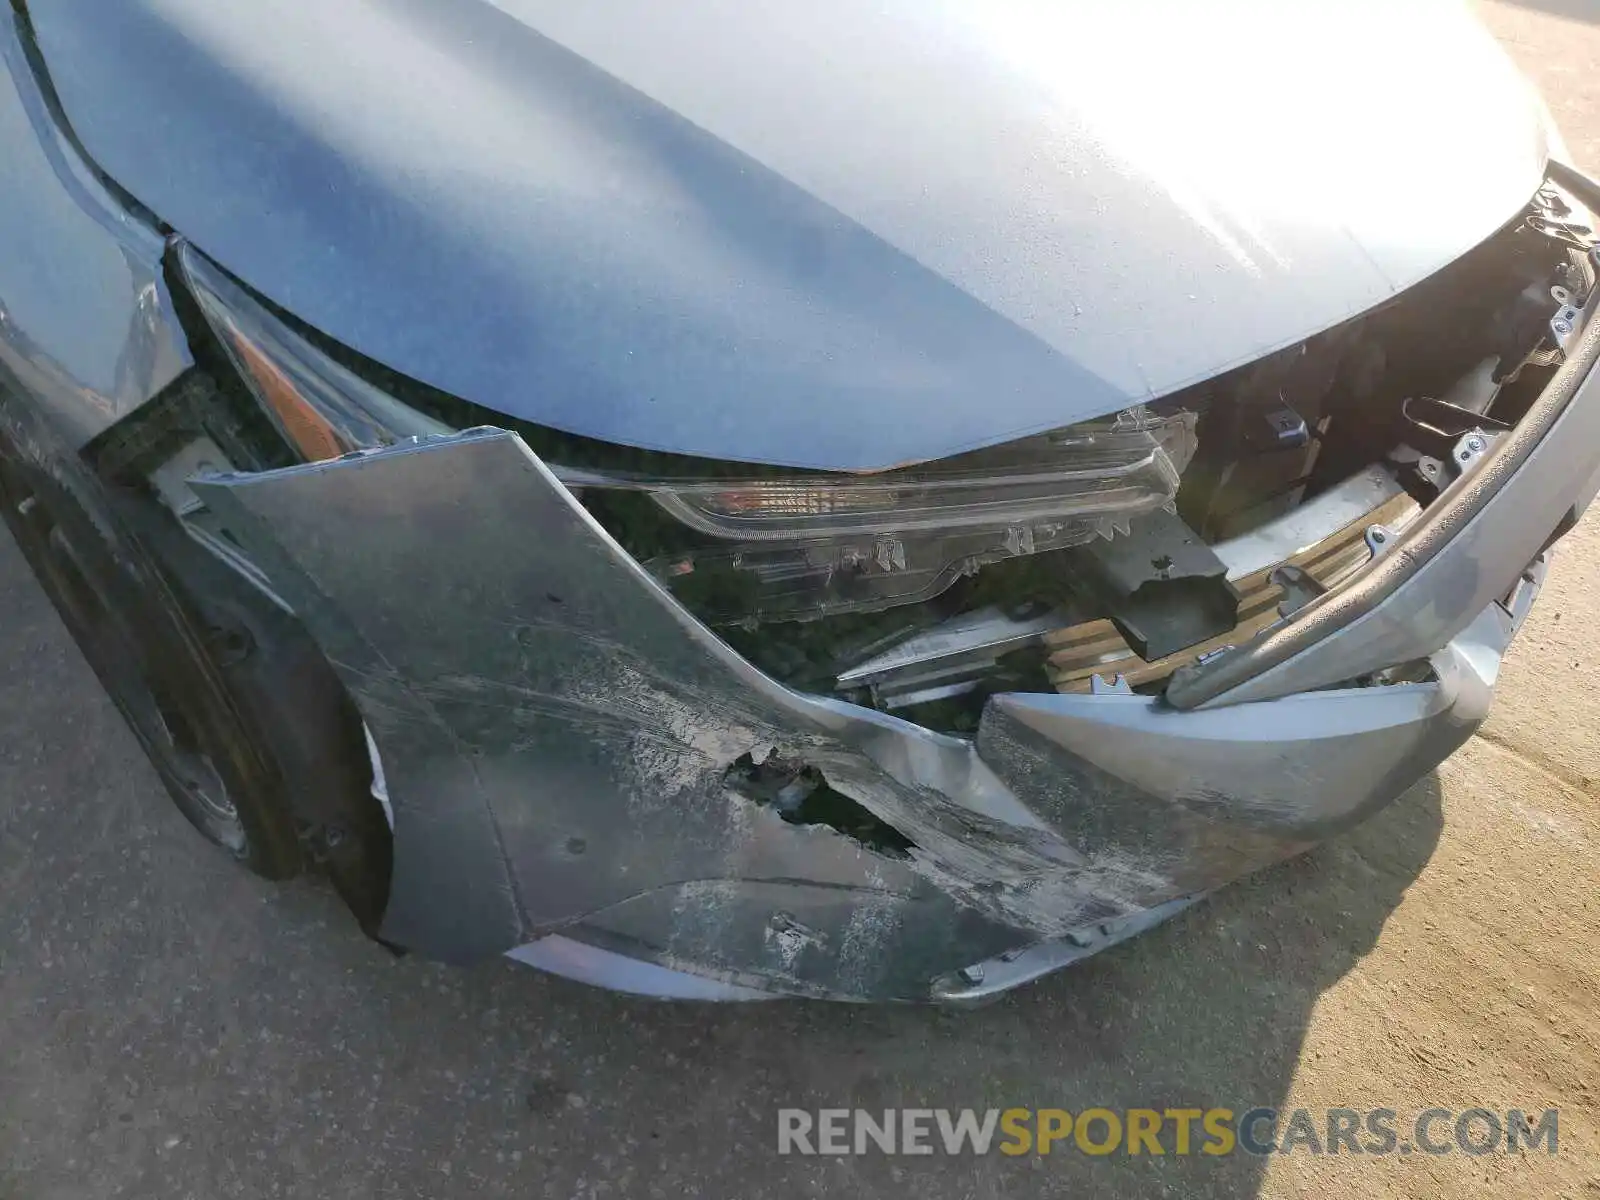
xmin=568 ymin=411 xmax=1195 ymax=619
xmin=180 ymin=243 xmax=1195 ymax=622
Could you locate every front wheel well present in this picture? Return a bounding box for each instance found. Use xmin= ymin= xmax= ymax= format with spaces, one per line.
xmin=82 ymin=369 xmax=394 ymax=934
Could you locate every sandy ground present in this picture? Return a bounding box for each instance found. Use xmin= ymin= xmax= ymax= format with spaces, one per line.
xmin=2 ymin=2 xmax=1599 ymax=1198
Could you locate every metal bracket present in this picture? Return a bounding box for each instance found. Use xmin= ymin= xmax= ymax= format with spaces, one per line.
xmin=1405 ymin=429 xmax=1491 ymax=495
xmin=1398 ymin=400 xmax=1508 ymax=495
xmin=1089 ymin=673 xmax=1133 ymax=696
xmin=1547 ymin=246 xmax=1600 ymax=355
xmin=1550 ymin=303 xmax=1581 ymax=353
xmin=1451 ymin=430 xmax=1490 ymax=474
xmin=1268 ymin=563 xmax=1328 ymax=616
xmin=1363 ymin=524 xmax=1397 ymax=558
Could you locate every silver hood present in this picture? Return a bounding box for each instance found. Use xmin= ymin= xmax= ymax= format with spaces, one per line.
xmin=32 ymin=0 xmax=1550 ymax=469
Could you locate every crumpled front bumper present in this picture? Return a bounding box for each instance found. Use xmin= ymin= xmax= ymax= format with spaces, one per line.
xmin=2 ymin=0 xmax=1594 ymax=1003
xmin=190 ymin=296 xmax=1600 ymax=999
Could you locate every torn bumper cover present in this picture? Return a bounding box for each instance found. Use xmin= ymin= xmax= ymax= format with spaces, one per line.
xmin=192 ymin=291 xmax=1600 ymax=1001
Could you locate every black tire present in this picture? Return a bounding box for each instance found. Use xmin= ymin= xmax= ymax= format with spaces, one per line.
xmin=0 ymin=414 xmax=390 ymax=926
xmin=0 ymin=446 xmax=300 ymax=875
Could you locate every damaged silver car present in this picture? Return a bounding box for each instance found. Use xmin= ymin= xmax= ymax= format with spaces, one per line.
xmin=3 ymin=0 xmax=1599 ymax=1002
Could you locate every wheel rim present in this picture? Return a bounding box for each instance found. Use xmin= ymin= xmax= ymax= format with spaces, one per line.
xmin=0 ymin=459 xmax=246 ymax=849
xmin=143 ymin=676 xmax=240 ymax=826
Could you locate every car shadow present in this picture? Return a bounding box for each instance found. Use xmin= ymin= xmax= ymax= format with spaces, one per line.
xmin=0 ymin=523 xmax=1445 ymax=1200
xmin=1493 ymin=0 xmax=1600 ymax=23
xmin=494 ymin=773 xmax=1446 ymax=1198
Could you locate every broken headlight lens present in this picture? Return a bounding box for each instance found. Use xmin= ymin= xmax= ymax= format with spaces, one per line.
xmin=579 ymin=409 xmax=1197 ymax=621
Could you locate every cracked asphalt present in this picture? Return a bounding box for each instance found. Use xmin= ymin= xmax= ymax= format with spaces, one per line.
xmin=2 ymin=3 xmax=1598 ymax=1197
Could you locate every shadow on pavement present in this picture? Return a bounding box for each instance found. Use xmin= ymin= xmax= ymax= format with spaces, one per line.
xmin=0 ymin=521 xmax=1446 ymax=1200
xmin=533 ymin=773 xmax=1447 ymax=1198
xmin=0 ymin=524 xmax=1447 ymax=1199
xmin=1495 ymin=0 xmax=1600 ymax=22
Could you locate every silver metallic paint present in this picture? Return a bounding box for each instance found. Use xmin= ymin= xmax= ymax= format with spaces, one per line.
xmin=1169 ymin=263 xmax=1600 ymax=708
xmin=192 ymin=427 xmax=1547 ymax=1000
xmin=26 ymin=0 xmax=1548 ymax=469
xmin=0 ymin=15 xmax=190 ymax=447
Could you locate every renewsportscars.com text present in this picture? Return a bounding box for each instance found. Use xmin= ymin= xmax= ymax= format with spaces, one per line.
xmin=777 ymin=1106 xmax=1559 ymax=1157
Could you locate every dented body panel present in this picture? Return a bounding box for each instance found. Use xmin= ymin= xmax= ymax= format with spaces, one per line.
xmin=193 ymin=429 xmax=1544 ymax=1001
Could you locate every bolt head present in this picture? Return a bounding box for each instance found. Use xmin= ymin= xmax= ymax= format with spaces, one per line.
xmin=1554 ymin=320 xmax=1573 ymax=335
